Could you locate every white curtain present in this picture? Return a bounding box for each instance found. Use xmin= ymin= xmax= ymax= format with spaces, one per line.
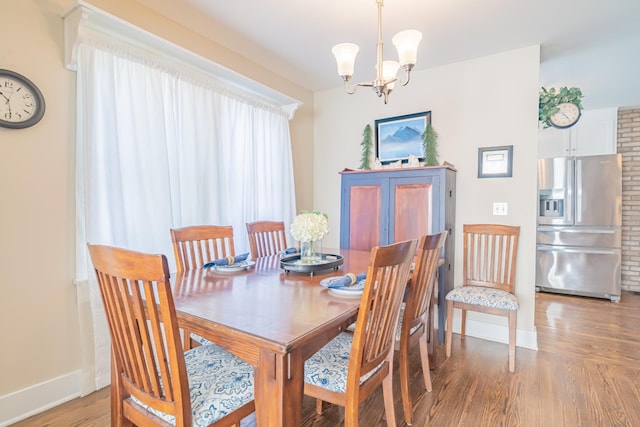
xmin=75 ymin=42 xmax=296 ymax=392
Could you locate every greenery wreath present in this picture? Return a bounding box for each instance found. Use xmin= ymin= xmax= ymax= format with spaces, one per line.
xmin=538 ymin=86 xmax=584 ymax=129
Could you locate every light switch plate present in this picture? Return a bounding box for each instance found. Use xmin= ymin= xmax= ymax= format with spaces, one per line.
xmin=493 ymin=202 xmax=508 ymax=216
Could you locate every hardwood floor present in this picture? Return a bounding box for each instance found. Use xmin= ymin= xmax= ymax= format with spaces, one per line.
xmin=11 ymin=291 xmax=640 ymax=426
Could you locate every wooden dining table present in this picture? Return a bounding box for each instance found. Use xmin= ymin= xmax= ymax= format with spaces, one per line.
xmin=171 ymin=248 xmax=372 ymax=427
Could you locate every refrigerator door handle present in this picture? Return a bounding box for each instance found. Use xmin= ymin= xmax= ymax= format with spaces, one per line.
xmin=537 ymin=245 xmax=617 ymax=255
xmin=537 ymin=227 xmax=616 ymax=234
xmin=576 ymin=158 xmax=582 ymax=223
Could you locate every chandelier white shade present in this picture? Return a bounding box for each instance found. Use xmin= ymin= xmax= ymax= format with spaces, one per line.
xmin=331 ymin=0 xmax=422 ymax=103
xmin=331 ymin=43 xmax=360 ymax=76
xmin=393 ymin=30 xmax=423 ymax=65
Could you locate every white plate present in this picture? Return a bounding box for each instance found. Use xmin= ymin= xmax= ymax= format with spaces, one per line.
xmin=329 ymin=286 xmax=364 ymax=297
xmin=215 ymin=260 xmax=255 ymax=273
xmin=321 ymin=276 xmax=366 ymax=297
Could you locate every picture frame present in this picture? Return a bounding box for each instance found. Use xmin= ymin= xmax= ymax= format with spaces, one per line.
xmin=375 ymin=111 xmax=431 ymax=164
xmin=478 ymin=145 xmax=513 ymax=178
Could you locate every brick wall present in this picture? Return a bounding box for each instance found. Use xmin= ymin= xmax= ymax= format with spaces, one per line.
xmin=618 ymin=107 xmax=640 ymax=292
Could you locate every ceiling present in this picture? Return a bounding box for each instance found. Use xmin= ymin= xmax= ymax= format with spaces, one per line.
xmin=137 ymin=0 xmax=640 ymax=109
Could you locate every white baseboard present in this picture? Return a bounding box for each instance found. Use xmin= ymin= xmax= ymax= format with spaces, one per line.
xmin=0 ymin=370 xmax=82 ymax=427
xmin=447 ymin=310 xmax=539 ymax=350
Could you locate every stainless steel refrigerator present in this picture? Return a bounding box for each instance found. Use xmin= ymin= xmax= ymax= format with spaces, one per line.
xmin=536 ymin=154 xmax=622 ymax=301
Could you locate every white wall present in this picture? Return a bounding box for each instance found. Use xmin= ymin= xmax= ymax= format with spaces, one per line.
xmin=314 ymin=46 xmax=540 ymax=348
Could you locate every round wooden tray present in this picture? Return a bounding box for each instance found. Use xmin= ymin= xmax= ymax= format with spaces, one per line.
xmin=280 ymin=253 xmax=344 ymax=276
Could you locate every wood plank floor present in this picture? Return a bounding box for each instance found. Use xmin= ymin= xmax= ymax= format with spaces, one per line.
xmin=11 ymin=291 xmax=640 ymax=426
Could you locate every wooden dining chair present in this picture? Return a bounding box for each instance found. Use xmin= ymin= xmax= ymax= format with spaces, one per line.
xmin=170 ymin=225 xmax=235 ymax=271
xmin=245 ymin=220 xmax=287 ymax=259
xmin=87 ymin=244 xmax=255 ymax=427
xmin=395 ymin=231 xmax=447 ymax=425
xmin=304 ymin=239 xmax=418 ymax=427
xmin=445 ymin=224 xmax=520 ymax=372
xmin=170 ymin=225 xmax=236 ymax=349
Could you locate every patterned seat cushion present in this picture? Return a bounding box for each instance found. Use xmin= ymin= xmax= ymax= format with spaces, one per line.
xmin=446 ymin=286 xmax=519 ymax=311
xmin=190 ymin=333 xmax=211 ymax=346
xmin=131 ymin=344 xmax=254 ymax=426
xmin=304 ymin=332 xmax=382 ymax=393
xmin=395 ymin=305 xmax=422 ymax=342
xmin=346 ymin=305 xmax=420 ymax=342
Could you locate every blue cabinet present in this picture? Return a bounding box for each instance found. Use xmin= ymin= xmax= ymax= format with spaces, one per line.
xmin=340 ymin=166 xmax=456 ymax=342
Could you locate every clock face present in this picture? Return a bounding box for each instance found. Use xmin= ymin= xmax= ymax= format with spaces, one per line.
xmin=549 ymin=102 xmax=581 ymax=129
xmin=0 ymin=69 xmax=45 ymax=129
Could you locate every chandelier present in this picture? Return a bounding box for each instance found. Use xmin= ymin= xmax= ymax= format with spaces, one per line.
xmin=331 ymin=0 xmax=422 ymax=104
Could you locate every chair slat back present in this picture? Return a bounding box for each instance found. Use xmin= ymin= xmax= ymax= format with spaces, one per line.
xmin=463 ymin=224 xmax=520 ymax=293
xmin=87 ymin=244 xmax=191 ymax=425
xmin=350 ymin=239 xmax=417 ymax=382
xmin=246 ymin=221 xmax=287 ymax=259
xmin=401 ymin=232 xmax=448 ymax=339
xmin=170 ymin=225 xmax=235 ymax=271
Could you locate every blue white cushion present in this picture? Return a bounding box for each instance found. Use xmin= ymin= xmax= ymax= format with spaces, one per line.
xmin=304 ymin=332 xmax=381 ymax=393
xmin=131 ymin=344 xmax=254 ymax=426
xmin=190 ymin=333 xmax=211 ymax=346
xmin=395 ymin=305 xmax=422 ymax=342
xmin=446 ymin=286 xmax=519 ymax=311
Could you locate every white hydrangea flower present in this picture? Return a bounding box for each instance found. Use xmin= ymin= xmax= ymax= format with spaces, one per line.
xmin=290 ymin=212 xmax=329 ymax=242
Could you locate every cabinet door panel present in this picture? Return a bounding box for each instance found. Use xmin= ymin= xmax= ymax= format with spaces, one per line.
xmin=340 ymin=167 xmax=455 ymax=345
xmin=349 ymin=185 xmax=382 ymax=250
xmin=393 ymin=183 xmax=432 ymax=242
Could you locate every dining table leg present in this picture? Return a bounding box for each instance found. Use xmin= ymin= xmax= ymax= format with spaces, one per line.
xmin=254 ymin=347 xmax=304 ymax=426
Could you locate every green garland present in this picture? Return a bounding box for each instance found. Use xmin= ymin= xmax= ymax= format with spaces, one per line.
xmin=359 ymin=124 xmax=373 ymax=170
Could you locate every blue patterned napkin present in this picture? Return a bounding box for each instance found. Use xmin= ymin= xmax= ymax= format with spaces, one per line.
xmin=203 ymin=252 xmax=249 ymax=268
xmin=280 ymin=247 xmax=298 ymax=255
xmin=322 ymin=272 xmax=367 ymax=289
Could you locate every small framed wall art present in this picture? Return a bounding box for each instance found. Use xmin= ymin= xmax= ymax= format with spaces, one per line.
xmin=375 ymin=111 xmax=431 ymax=164
xmin=478 ymin=145 xmax=513 ymax=178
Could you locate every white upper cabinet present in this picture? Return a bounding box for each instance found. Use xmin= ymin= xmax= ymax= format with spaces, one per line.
xmin=538 ymin=107 xmax=618 ymax=158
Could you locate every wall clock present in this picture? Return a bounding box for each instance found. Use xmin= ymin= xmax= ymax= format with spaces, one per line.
xmin=549 ymin=102 xmax=581 ymax=129
xmin=0 ymin=69 xmax=46 ymax=129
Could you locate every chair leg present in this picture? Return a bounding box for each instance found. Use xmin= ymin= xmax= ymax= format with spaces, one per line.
xmin=381 ymin=359 xmax=397 ymax=427
xmin=418 ymin=335 xmax=433 ymax=392
xmin=315 ymin=398 xmax=325 ymax=415
xmin=427 ymin=296 xmax=435 ymax=356
xmin=111 ymin=352 xmax=132 ymax=427
xmin=460 ymin=309 xmax=467 ymax=340
xmin=508 ymin=310 xmax=517 ymax=373
xmin=398 ymin=342 xmax=413 ymax=425
xmin=445 ymin=301 xmax=453 ymax=358
xmin=343 ymin=399 xmax=359 ymax=427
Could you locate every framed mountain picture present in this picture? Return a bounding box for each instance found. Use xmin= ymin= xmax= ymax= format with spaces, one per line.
xmin=375 ymin=111 xmax=431 ymax=164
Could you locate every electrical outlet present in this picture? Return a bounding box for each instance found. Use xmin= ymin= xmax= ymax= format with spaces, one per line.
xmin=493 ymin=202 xmax=508 ymax=216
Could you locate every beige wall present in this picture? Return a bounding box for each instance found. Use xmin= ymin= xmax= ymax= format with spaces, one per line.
xmin=0 ymin=0 xmax=79 ymax=396
xmin=313 ymin=46 xmax=540 ymax=342
xmin=0 ymin=0 xmax=314 ymax=421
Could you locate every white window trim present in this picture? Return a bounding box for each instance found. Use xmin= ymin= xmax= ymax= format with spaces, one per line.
xmin=62 ymin=1 xmax=301 ymax=119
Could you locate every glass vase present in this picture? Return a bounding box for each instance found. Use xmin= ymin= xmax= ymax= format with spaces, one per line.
xmin=300 ymin=240 xmax=322 ymax=264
